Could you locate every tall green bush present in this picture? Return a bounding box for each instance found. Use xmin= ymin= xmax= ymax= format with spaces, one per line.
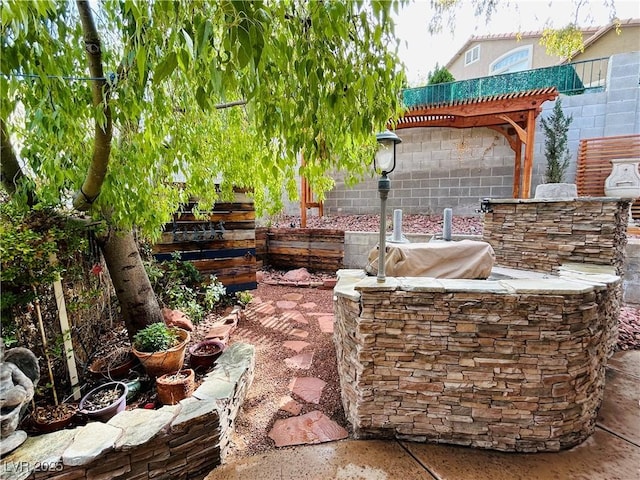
xmin=541 ymin=99 xmax=573 ymax=183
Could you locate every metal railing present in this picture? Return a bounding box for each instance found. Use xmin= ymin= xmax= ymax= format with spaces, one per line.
xmin=403 ymin=57 xmax=610 ymax=108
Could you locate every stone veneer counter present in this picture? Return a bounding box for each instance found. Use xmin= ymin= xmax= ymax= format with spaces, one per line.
xmin=333 ymin=266 xmax=621 ymax=452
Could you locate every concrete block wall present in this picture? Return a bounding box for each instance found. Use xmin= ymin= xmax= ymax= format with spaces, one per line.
xmin=319 ymin=52 xmax=639 ymax=217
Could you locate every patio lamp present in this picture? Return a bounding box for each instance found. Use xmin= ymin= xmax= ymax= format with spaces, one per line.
xmin=374 ymin=130 xmax=402 ymax=283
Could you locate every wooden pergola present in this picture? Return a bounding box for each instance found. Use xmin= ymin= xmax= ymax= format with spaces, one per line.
xmin=395 ymin=87 xmax=559 ymax=198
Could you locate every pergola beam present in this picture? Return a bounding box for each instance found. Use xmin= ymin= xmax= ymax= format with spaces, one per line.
xmin=397 ymin=88 xmax=559 ymax=199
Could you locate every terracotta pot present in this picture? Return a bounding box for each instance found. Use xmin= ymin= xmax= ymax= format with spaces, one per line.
xmin=155 ymin=369 xmax=195 ymax=405
xmin=189 ymin=339 xmax=225 ymax=373
xmin=89 ymin=351 xmax=139 ymax=379
xmin=32 ymin=404 xmax=77 ymax=433
xmin=79 ymin=381 xmax=128 ymax=422
xmin=132 ymin=329 xmax=190 ymax=378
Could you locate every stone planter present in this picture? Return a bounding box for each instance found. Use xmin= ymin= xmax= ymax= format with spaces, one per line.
xmin=156 ymin=368 xmax=195 ymax=405
xmin=132 ymin=328 xmax=190 ymax=378
xmin=605 ymin=158 xmax=640 ymax=199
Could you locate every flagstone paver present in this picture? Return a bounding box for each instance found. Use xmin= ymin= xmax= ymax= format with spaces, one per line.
xmin=317 ymin=315 xmax=334 ymax=334
xmin=278 ymin=395 xmax=303 ymax=415
xmin=251 ymin=302 xmax=277 ymax=316
xmin=282 ymin=341 xmax=311 ymax=352
xmin=289 ymin=377 xmax=326 ymax=404
xmin=300 ymin=302 xmax=318 ymax=310
xmin=276 ymin=300 xmax=299 ymax=310
xmin=267 ymin=410 xmax=348 ymax=447
xmin=289 ymin=328 xmax=309 ymax=339
xmin=283 ymin=293 xmax=305 ymax=302
xmin=284 ymin=352 xmax=314 ymax=370
xmin=281 ymin=310 xmax=308 ymax=324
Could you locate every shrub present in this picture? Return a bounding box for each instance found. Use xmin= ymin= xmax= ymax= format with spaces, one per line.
xmin=541 ymin=99 xmax=573 ymax=183
xmin=133 ymin=323 xmax=179 ymax=352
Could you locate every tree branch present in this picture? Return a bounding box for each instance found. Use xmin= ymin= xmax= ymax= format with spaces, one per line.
xmin=73 ymin=0 xmax=113 ymax=211
xmin=1 ymin=118 xmax=35 ymax=206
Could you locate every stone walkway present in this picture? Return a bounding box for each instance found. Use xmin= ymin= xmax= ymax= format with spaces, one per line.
xmin=243 ymin=293 xmax=348 ymax=448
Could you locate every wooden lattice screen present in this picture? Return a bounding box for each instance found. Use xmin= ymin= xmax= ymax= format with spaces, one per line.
xmin=576 ymin=134 xmax=640 ymax=221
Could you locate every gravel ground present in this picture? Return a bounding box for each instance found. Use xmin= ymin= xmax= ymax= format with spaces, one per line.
xmin=225 ymin=283 xmax=344 ymax=460
xmin=267 ymin=213 xmax=484 ymax=235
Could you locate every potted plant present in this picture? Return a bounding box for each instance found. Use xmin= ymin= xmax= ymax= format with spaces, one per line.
xmin=155 ymin=368 xmax=195 ymax=405
xmin=132 ymin=323 xmax=190 ymax=377
xmin=79 ymin=381 xmax=128 ymax=422
xmin=535 ymin=99 xmax=576 ymax=198
xmin=88 ymin=346 xmax=138 ymax=380
xmin=189 ymin=339 xmax=225 ymax=373
xmin=31 ymin=403 xmax=78 ymax=433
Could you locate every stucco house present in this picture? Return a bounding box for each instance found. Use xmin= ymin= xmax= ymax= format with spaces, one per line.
xmin=446 ymin=18 xmax=640 ymax=80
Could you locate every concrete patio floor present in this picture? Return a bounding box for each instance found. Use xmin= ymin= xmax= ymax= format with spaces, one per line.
xmin=205 ymin=350 xmax=639 ymax=480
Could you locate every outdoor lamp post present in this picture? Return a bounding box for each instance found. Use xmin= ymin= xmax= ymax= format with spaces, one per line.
xmin=374 ymin=130 xmax=402 ymax=282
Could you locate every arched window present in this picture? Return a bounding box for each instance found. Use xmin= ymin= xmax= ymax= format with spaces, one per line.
xmin=489 ymin=46 xmax=532 ymax=75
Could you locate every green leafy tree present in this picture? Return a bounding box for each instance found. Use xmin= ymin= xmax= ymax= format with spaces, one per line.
xmin=540 ymin=99 xmax=573 ymax=183
xmin=427 ymin=63 xmax=455 ymax=84
xmin=1 ymin=0 xmax=406 ymax=339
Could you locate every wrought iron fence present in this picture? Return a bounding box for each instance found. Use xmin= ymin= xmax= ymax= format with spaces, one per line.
xmin=403 ymin=57 xmax=610 ymax=108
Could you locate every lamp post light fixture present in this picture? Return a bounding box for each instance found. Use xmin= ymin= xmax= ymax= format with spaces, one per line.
xmin=374 ymin=130 xmax=402 ymax=283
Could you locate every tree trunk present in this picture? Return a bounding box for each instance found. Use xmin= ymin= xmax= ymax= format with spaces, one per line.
xmin=99 ymin=229 xmax=163 ymax=340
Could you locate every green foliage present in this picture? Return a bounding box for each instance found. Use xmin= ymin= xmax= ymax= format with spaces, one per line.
xmin=133 ymin=322 xmax=179 ymax=353
xmin=235 ymin=290 xmax=253 ymax=306
xmin=203 ymin=277 xmax=227 ymax=311
xmin=427 ymin=63 xmax=455 ymax=85
xmin=0 ymin=201 xmax=89 ymax=340
xmin=2 ymin=0 xmax=406 ymax=239
xmin=144 ymin=254 xmax=229 ymax=322
xmin=540 ymin=99 xmax=573 ymax=184
xmin=540 ymin=24 xmax=584 ymax=60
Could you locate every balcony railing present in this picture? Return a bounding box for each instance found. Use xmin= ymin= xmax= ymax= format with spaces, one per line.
xmin=403 ymin=57 xmax=609 ymax=108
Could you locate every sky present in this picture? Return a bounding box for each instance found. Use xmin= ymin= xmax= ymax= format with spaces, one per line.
xmin=394 ymin=0 xmax=640 ymax=85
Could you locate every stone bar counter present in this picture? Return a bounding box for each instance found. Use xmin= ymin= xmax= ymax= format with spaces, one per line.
xmin=333 ymin=265 xmax=621 ymax=452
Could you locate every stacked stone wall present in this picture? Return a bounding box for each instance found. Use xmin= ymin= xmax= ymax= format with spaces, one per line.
xmin=1 ymin=343 xmax=255 ymax=480
xmin=334 ymin=274 xmax=620 ymax=452
xmin=482 ymin=199 xmax=630 ymax=274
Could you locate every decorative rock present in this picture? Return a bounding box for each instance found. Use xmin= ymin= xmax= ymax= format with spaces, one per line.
xmin=278 ymin=396 xmax=302 ymax=415
xmin=289 ymin=377 xmax=326 ymax=404
xmin=162 ymin=308 xmax=194 ymax=332
xmin=256 ymin=271 xmax=265 ymax=283
xmin=284 ymin=352 xmax=314 ymax=370
xmin=267 ymin=411 xmax=348 ymax=447
xmin=62 ymin=422 xmax=122 ymax=466
xmin=283 ymin=268 xmax=312 ymax=282
xmin=282 ymin=341 xmax=310 ymax=353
